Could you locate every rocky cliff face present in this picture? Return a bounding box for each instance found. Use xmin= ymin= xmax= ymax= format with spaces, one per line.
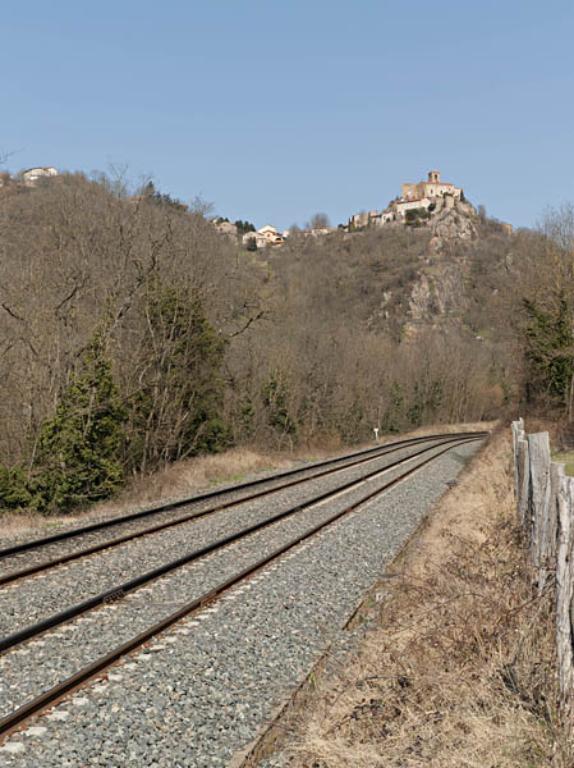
xmin=407 ymin=261 xmax=467 ymax=323
xmin=404 ymin=201 xmax=481 ymax=335
xmin=428 ymin=200 xmax=478 ymax=254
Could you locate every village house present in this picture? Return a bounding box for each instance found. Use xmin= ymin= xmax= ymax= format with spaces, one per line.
xmin=20 ymin=167 xmax=59 ymax=187
xmin=349 ymin=211 xmax=377 ymax=229
xmin=243 ymin=224 xmax=286 ymax=249
xmin=213 ymin=219 xmax=239 ymax=240
xmin=394 ymin=196 xmax=433 ymax=219
xmin=307 ymin=227 xmax=332 ymax=238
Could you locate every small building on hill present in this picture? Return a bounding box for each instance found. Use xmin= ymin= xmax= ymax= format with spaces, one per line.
xmin=21 ymin=167 xmax=59 ymax=187
xmin=213 ymin=219 xmax=239 ymax=240
xmin=243 ymin=224 xmax=286 ymax=249
xmin=401 ymin=170 xmax=462 ymax=203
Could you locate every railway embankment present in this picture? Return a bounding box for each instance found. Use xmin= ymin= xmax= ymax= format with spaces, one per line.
xmin=0 ymin=423 xmax=494 ymax=546
xmin=241 ymin=426 xmax=569 ymax=768
xmin=0 ymin=432 xmax=483 ymax=766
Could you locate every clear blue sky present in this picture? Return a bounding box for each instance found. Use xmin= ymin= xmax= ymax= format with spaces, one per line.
xmin=2 ymin=0 xmax=573 ymax=229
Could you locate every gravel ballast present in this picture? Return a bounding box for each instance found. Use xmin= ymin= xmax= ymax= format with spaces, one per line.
xmin=0 ymin=435 xmax=450 ymax=570
xmin=0 ymin=439 xmax=451 ymax=635
xmin=0 ymin=445 xmax=396 ymax=576
xmin=0 ymin=440 xmax=458 ymax=718
xmin=0 ymin=439 xmax=480 ymax=767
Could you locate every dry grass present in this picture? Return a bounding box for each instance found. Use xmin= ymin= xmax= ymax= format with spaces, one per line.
xmin=271 ymin=428 xmax=570 ymax=768
xmin=403 ymin=420 xmax=497 ymax=438
xmin=0 ymin=421 xmax=495 ymax=542
xmin=0 ymin=447 xmax=306 ymax=540
xmin=552 ymin=451 xmax=574 ymax=477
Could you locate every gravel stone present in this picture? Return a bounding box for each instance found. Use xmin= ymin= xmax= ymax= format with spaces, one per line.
xmin=0 ymin=440 xmax=430 ymax=574
xmin=0 ymin=441 xmax=442 ymax=634
xmin=0 ymin=440 xmax=480 ymax=767
xmin=0 ymin=440 xmax=464 ymax=720
xmin=0 ymin=742 xmax=25 ymax=755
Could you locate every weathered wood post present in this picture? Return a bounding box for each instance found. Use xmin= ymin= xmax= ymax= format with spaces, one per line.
xmin=527 ymin=432 xmax=553 ymax=591
xmin=517 ymin=436 xmax=530 ymax=530
xmin=512 ymin=418 xmax=524 ymax=496
xmin=512 ymin=422 xmax=574 ymax=722
xmin=511 ymin=419 xmax=531 ymax=530
xmin=556 ymin=472 xmax=574 ymax=720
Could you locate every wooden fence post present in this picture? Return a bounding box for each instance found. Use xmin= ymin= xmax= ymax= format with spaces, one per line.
xmin=549 ymin=462 xmax=561 ymax=560
xmin=512 ymin=418 xmax=524 ymax=497
xmin=527 ymin=432 xmax=553 ymax=590
xmin=512 ymin=423 xmax=574 ymax=722
xmin=517 ymin=437 xmax=530 ymax=530
xmin=556 ymin=472 xmax=574 ymax=718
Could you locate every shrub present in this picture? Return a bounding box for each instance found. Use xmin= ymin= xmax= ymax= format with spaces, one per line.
xmin=0 ymin=466 xmax=32 ymax=510
xmin=30 ymin=334 xmax=127 ymax=513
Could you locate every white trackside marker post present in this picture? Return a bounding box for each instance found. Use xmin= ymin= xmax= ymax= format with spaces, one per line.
xmin=374 ymin=427 xmax=379 ymax=443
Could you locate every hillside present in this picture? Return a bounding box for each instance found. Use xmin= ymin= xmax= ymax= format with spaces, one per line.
xmin=0 ymin=171 xmax=563 ymax=513
xmin=263 ymin=198 xmax=520 ymax=381
xmin=270 ymin=200 xmax=509 ymax=331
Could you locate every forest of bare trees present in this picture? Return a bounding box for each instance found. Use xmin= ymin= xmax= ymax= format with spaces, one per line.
xmin=0 ymin=171 xmax=571 ymax=513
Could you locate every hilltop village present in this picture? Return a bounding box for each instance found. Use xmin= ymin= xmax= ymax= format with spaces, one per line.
xmin=214 ymin=169 xmax=487 ymax=249
xmin=347 ymin=169 xmax=476 ymax=230
xmin=0 ymin=166 xmax=501 ymax=249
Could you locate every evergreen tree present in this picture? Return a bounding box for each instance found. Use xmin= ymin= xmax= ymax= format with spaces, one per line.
xmin=382 ymin=382 xmax=405 ymax=433
xmin=129 ymin=280 xmax=230 ymax=471
xmin=235 ymin=220 xmax=256 ymax=235
xmin=31 ymin=335 xmax=127 ymax=513
xmin=0 ymin=466 xmax=32 ymax=510
xmin=523 ymin=294 xmax=574 ymax=407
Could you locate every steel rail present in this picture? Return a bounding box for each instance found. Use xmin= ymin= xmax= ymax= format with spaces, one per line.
xmin=0 ymin=432 xmax=486 ymax=587
xmin=0 ymin=435 xmax=481 ymax=739
xmin=0 ymin=435 xmax=481 ymax=655
xmin=0 ymin=431 xmax=487 ymax=560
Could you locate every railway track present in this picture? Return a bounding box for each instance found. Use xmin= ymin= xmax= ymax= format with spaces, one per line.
xmin=0 ymin=431 xmax=485 ymax=742
xmin=0 ymin=431 xmax=485 ymax=587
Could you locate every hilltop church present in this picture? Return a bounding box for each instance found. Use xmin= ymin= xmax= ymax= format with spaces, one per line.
xmin=401 ymin=170 xmax=462 ymax=204
xmin=348 ymin=170 xmax=467 ymax=230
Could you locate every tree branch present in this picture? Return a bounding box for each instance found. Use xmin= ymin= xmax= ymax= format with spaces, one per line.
xmin=227 ymin=310 xmax=265 ymax=338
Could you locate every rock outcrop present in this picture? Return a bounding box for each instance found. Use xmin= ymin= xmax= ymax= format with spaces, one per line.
xmin=402 ymin=200 xmax=479 ymax=335
xmin=428 ymin=200 xmax=477 ymax=254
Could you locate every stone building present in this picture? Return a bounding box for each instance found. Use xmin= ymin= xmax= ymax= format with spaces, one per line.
xmin=347 ymin=170 xmax=468 ymax=230
xmin=213 ymin=219 xmax=238 ymax=240
xmin=401 ymin=170 xmax=462 ymax=203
